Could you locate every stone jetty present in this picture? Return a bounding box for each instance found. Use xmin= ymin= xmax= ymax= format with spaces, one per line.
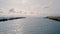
xmin=46 ymin=16 xmax=60 ymax=21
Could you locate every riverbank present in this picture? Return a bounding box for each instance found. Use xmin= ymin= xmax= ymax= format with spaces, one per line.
xmin=46 ymin=16 xmax=60 ymax=21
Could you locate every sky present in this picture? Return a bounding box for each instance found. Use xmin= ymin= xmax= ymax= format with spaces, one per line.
xmin=0 ymin=0 xmax=60 ymax=17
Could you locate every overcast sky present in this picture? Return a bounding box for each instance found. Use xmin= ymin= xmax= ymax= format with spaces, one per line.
xmin=0 ymin=0 xmax=60 ymax=17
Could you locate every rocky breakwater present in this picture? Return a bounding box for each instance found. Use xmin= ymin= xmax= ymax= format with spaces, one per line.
xmin=0 ymin=17 xmax=26 ymax=22
xmin=46 ymin=16 xmax=60 ymax=21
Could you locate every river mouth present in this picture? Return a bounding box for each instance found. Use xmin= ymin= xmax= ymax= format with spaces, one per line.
xmin=0 ymin=17 xmax=60 ymax=34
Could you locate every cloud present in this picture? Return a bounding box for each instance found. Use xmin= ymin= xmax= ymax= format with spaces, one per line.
xmin=0 ymin=0 xmax=51 ymax=16
xmin=0 ymin=0 xmax=60 ymax=16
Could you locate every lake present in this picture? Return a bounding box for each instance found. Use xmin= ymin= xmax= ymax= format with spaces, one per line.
xmin=0 ymin=17 xmax=60 ymax=34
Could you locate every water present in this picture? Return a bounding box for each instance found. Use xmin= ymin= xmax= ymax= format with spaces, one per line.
xmin=0 ymin=17 xmax=60 ymax=34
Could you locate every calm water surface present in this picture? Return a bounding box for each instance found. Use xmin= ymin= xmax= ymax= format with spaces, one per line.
xmin=0 ymin=17 xmax=60 ymax=34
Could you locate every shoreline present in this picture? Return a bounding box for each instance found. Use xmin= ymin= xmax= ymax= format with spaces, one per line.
xmin=45 ymin=16 xmax=60 ymax=21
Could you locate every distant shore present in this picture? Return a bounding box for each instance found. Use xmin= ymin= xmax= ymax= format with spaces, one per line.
xmin=45 ymin=16 xmax=60 ymax=21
